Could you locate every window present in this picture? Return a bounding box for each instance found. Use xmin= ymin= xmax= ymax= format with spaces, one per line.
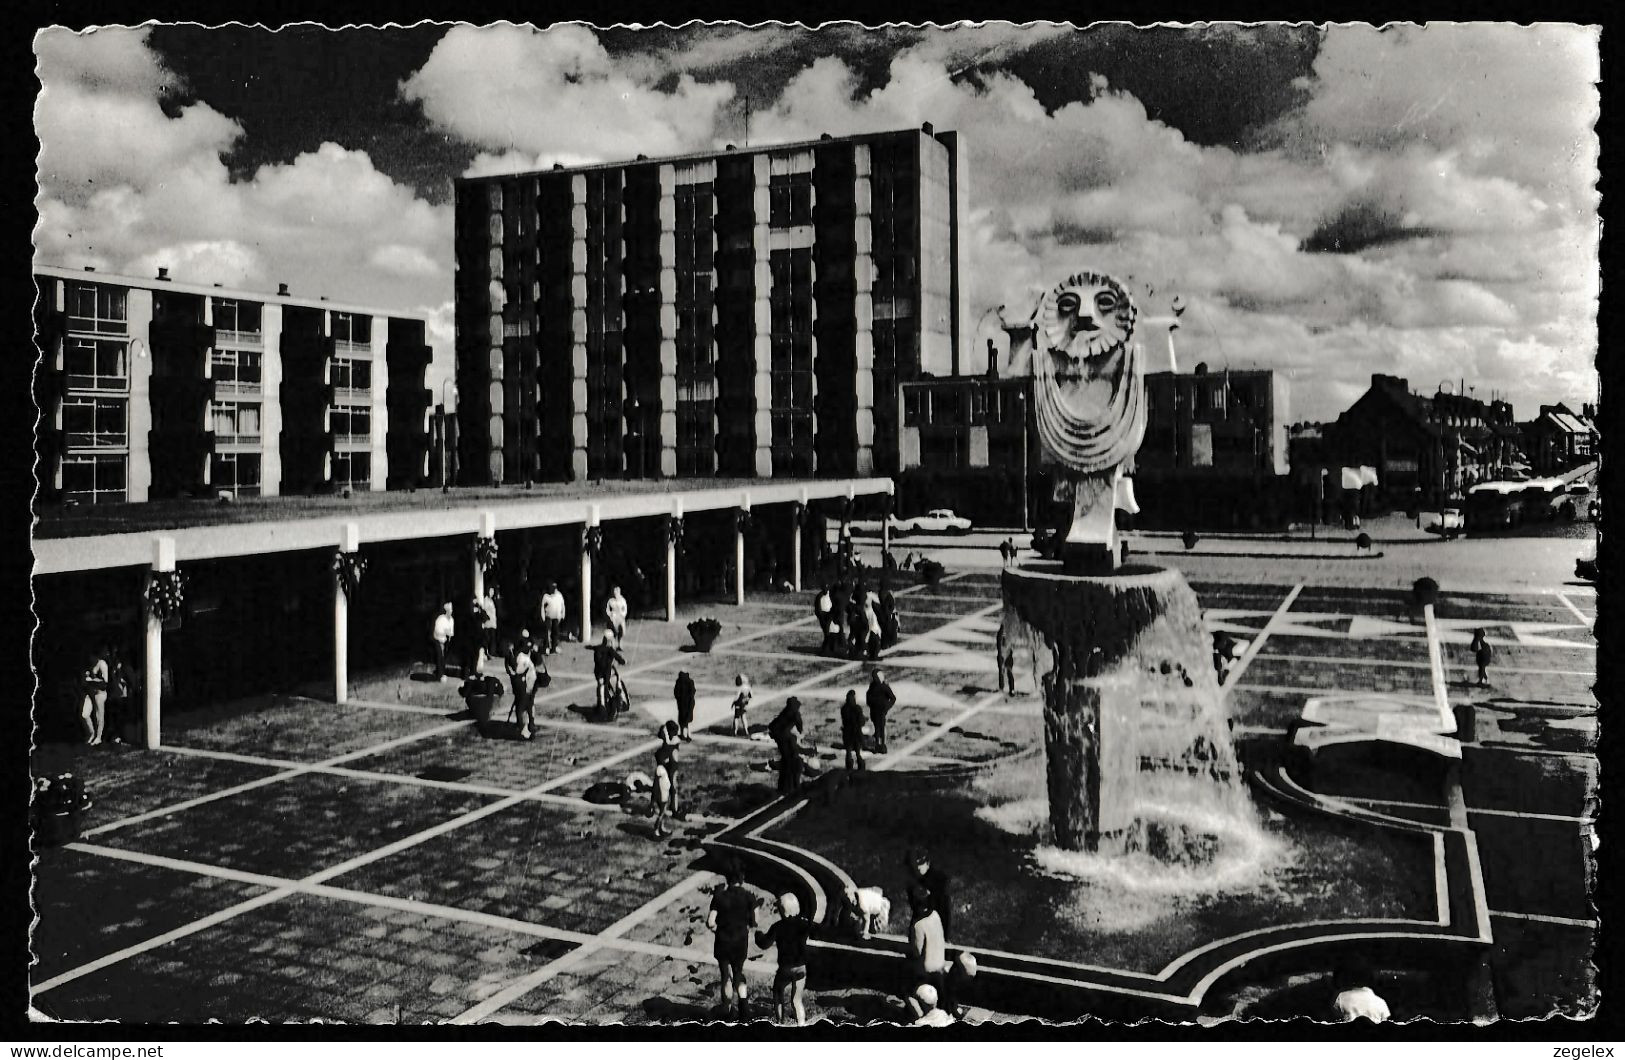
xmin=211 ymin=349 xmax=263 ymax=389
xmin=769 ymin=173 xmax=813 ymax=228
xmin=921 ymin=432 xmax=968 ymax=470
xmin=330 ymin=312 xmax=372 ymax=347
xmin=332 ymin=451 xmax=371 ymax=489
xmin=62 ymin=396 xmax=127 ymax=449
xmin=61 ymin=453 xmax=126 ymax=504
xmin=330 ymin=405 xmax=372 ymax=442
xmin=64 ymin=338 xmax=127 ymax=391
xmin=210 ymin=452 xmax=262 ymax=497
xmin=331 ymin=357 xmax=372 ymax=391
xmin=1209 ymin=387 xmax=1226 ymax=412
xmin=212 ymin=402 xmax=262 ymax=443
xmin=213 ymin=299 xmax=262 ymax=336
xmin=66 ymin=283 xmax=127 ymax=334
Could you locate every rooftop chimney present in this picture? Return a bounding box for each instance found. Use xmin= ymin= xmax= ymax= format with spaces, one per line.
xmin=156 ymin=267 xmax=171 ymax=281
xmin=213 ymin=283 xmax=223 ymax=288
xmin=277 ymin=283 xmax=290 ymax=296
xmin=83 ymin=266 xmax=95 ymax=272
xmin=921 ymin=121 xmax=934 ymax=134
xmin=725 ymin=144 xmax=736 ymax=151
xmin=636 ymin=153 xmax=648 ymax=161
xmin=820 ymin=132 xmax=833 ymax=141
xmin=552 ymin=162 xmax=564 ymax=170
xmin=319 ymin=296 xmax=328 ymax=301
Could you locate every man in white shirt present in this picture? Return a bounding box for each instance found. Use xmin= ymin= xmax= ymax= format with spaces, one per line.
xmin=431 ymin=603 xmax=455 ymax=682
xmin=539 ymin=582 xmax=566 ymax=655
xmin=605 ymin=586 xmax=628 ymax=647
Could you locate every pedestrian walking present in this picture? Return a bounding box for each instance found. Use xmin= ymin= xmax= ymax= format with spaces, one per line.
xmin=652 ymin=721 xmax=681 ymax=837
xmin=731 ymin=673 xmax=753 ymax=737
xmin=998 ymin=539 xmax=1013 ymax=567
xmin=827 ymin=600 xmax=845 ymax=660
xmin=908 ymin=847 xmax=954 ymax=937
xmin=674 ymin=670 xmax=696 ymax=741
xmin=1003 ymin=646 xmax=1017 ymax=695
xmin=104 ymin=645 xmax=138 ymax=745
xmin=539 ymin=582 xmax=566 ymax=654
xmin=905 ymin=883 xmax=950 ymax=998
xmin=995 ymin=626 xmax=1009 ymax=695
xmin=706 ymin=863 xmax=758 ymax=1020
xmin=509 ymin=636 xmax=539 ymax=740
xmin=79 ymin=645 xmax=109 ymax=746
xmin=755 ymin=893 xmax=813 ymax=1027
xmin=605 ymin=586 xmax=629 ymax=647
xmin=863 ymin=586 xmax=882 ymax=661
xmin=592 ymin=631 xmax=626 ymax=717
xmin=866 ymin=670 xmax=896 ymax=755
xmin=768 ymin=697 xmax=809 ymax=796
xmin=880 ymin=589 xmax=900 ymax=650
xmin=847 ymin=587 xmax=867 ymax=659
xmin=479 ymin=587 xmax=499 ymax=663
xmin=1471 ymin=628 xmax=1493 ymax=686
xmin=841 ymin=689 xmax=866 ymax=771
xmin=431 ymin=603 xmax=455 ymax=681
xmin=464 ymin=596 xmax=488 ymax=676
xmin=815 ymin=585 xmax=837 ymax=655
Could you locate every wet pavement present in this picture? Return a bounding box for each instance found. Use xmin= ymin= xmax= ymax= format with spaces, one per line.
xmin=29 ymin=554 xmax=1597 ymax=1024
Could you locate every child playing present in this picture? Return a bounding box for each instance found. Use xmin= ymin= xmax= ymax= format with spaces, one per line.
xmin=731 ymin=673 xmax=753 ymax=737
xmin=1471 ymin=628 xmax=1493 ymax=686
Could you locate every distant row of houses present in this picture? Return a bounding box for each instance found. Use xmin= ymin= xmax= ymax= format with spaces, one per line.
xmin=895 ymin=366 xmax=1597 ymax=530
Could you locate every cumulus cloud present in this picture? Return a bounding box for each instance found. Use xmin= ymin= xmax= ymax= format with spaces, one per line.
xmin=400 ymin=24 xmax=736 ymax=166
xmin=34 ymin=28 xmax=454 ymax=378
xmin=33 ymin=23 xmax=1599 ymax=424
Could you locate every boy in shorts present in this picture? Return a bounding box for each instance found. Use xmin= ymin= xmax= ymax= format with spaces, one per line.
xmin=755 ymin=892 xmax=812 ymax=1026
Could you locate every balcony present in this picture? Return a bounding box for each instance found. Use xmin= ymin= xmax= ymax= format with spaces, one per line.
xmin=334 ymin=387 xmax=372 ymax=404
xmin=333 ymin=338 xmax=373 ymax=356
xmin=214 ymin=378 xmax=263 ymax=397
xmin=214 ymin=329 xmax=264 ymax=350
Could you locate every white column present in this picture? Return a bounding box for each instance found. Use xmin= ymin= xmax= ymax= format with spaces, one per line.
xmin=335 ymin=522 xmax=359 ymax=704
xmin=581 ymin=504 xmax=599 ymax=644
xmin=658 ymin=164 xmax=679 ymax=477
xmin=793 ymin=487 xmax=808 ymax=592
xmin=751 ymin=155 xmax=774 ymax=477
xmin=736 ymin=492 xmax=750 ymax=606
xmin=853 ymin=145 xmax=876 ymax=477
xmin=667 ymin=497 xmax=682 ymax=624
xmin=143 ymin=536 xmax=175 ymax=749
xmin=127 ymin=290 xmax=155 ymax=502
xmin=260 ymin=303 xmax=284 ymax=496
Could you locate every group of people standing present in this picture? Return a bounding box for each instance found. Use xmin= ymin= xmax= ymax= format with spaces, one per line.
xmin=76 ymin=644 xmax=140 ymax=746
xmin=702 ymin=846 xmax=972 ymax=1027
xmin=813 ymin=580 xmax=900 ymax=660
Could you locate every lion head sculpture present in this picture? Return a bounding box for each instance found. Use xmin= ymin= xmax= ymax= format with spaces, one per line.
xmin=1037 ymin=272 xmax=1138 ymax=369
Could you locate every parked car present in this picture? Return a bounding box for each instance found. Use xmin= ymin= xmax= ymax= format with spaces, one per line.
xmin=890 ymin=508 xmax=973 ymax=535
xmin=1427 ymin=508 xmax=1465 ymax=538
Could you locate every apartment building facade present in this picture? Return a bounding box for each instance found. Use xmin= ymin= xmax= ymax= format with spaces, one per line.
xmin=34 ymin=265 xmax=433 ymax=504
xmin=452 ymin=125 xmax=966 ymax=487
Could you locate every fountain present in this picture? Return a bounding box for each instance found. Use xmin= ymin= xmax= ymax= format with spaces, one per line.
xmin=996 ymin=271 xmax=1249 ymax=857
xmin=704 ymin=270 xmax=1493 ymax=1022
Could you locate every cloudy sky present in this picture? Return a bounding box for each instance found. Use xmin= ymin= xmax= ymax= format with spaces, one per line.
xmin=34 ymin=22 xmax=1600 ymax=422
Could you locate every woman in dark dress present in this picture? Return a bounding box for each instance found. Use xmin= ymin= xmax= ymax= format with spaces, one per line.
xmin=674 ymin=670 xmax=697 ymax=741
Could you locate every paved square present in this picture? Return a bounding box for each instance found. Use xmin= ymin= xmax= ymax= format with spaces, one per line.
xmin=29 ymin=563 xmax=1596 ymax=1023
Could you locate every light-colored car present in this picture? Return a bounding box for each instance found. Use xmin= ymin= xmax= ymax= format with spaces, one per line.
xmin=1428 ymin=508 xmax=1464 ymax=538
xmin=890 ymin=508 xmax=973 ymax=535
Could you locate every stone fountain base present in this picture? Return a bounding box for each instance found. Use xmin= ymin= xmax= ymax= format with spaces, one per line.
xmin=1001 ymin=561 xmax=1228 ymax=852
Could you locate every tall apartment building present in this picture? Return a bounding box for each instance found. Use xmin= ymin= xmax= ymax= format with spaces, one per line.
xmin=34 ymin=265 xmax=434 ymax=504
xmin=453 ymin=125 xmax=966 ymax=486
